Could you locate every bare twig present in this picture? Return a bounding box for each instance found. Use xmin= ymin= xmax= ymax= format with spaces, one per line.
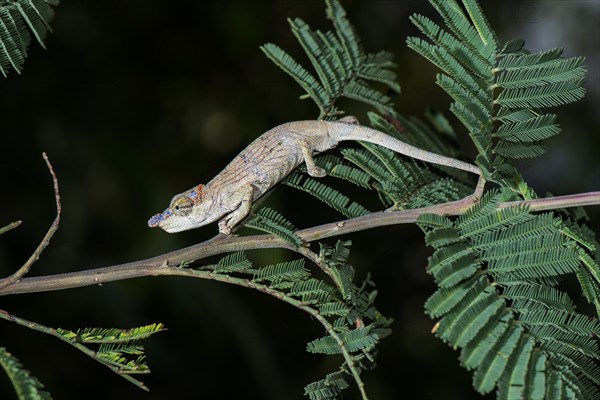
xmin=0 ymin=221 xmax=22 ymax=235
xmin=0 ymin=153 xmax=61 ymax=290
xmin=0 ymin=191 xmax=597 ymax=296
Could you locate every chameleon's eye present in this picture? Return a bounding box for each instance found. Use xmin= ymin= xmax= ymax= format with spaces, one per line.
xmin=171 ymin=197 xmax=193 ymax=216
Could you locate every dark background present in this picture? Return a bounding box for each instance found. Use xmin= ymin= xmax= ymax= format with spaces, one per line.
xmin=0 ymin=1 xmax=598 ymax=399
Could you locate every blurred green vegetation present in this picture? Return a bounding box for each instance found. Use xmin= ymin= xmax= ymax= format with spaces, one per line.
xmin=0 ymin=1 xmax=597 ymax=399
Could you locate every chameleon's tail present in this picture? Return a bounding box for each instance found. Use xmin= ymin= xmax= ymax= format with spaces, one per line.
xmin=332 ymin=121 xmax=481 ymax=175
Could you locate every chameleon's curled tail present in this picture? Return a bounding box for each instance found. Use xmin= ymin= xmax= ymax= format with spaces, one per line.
xmin=331 ymin=121 xmax=481 ymax=175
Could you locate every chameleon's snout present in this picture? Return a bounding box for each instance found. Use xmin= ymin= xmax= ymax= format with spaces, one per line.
xmin=147 ymin=213 xmax=163 ymax=228
xmin=148 ymin=209 xmax=172 ymax=228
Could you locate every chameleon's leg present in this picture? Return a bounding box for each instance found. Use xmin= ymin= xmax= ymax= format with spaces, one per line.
xmin=301 ymin=144 xmax=327 ymax=177
xmin=218 ymin=186 xmax=254 ymax=235
xmin=338 ymin=115 xmax=359 ymax=124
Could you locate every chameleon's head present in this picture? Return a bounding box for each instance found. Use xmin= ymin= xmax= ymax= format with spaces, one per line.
xmin=148 ymin=184 xmax=215 ymax=233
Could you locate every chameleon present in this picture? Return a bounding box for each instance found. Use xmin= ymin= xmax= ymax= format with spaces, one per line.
xmin=148 ymin=116 xmax=481 ymax=234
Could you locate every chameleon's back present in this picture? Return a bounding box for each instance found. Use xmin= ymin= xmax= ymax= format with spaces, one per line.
xmin=205 ymin=121 xmax=332 ymax=199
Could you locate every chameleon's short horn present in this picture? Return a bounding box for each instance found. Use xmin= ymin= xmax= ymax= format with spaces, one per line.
xmin=148 ymin=213 xmax=163 ymax=228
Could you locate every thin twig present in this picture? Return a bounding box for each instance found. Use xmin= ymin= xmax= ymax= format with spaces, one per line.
xmin=0 ymin=191 xmax=597 ymax=297
xmin=0 ymin=153 xmax=61 ymax=290
xmin=0 ymin=308 xmax=150 ymax=391
xmin=0 ymin=221 xmax=22 ymax=235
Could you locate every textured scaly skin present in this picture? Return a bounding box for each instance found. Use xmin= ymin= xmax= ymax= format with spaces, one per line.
xmin=148 ymin=117 xmax=480 ymax=234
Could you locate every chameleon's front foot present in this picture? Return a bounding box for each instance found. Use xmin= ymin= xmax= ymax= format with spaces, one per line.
xmin=218 ymin=219 xmax=233 ymax=235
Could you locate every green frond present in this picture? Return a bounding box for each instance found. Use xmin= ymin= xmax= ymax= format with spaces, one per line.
xmin=429 ymin=0 xmax=495 ymax=62
xmin=449 ymin=101 xmax=485 ymax=139
xmin=252 ymin=259 xmax=310 ymax=286
xmin=459 ymin=205 xmax=533 ymax=240
xmin=498 ymin=47 xmax=563 ymax=69
xmin=260 ymin=43 xmax=330 ymax=110
xmin=459 ymin=309 xmax=514 ymax=369
xmin=437 ymin=289 xmax=505 ymax=348
xmin=520 ymin=309 xmax=600 ymax=338
xmin=502 ymin=283 xmax=575 ymax=312
xmin=312 ymin=153 xmax=372 ymax=188
xmin=499 ymin=38 xmax=525 ymax=55
xmin=496 ymin=335 xmax=536 ymax=400
xmin=0 ymin=347 xmax=52 ymax=400
xmin=359 ymin=142 xmax=425 ymax=185
xmin=561 ymin=226 xmax=597 ymax=253
xmin=428 ymin=243 xmax=479 ymax=288
xmin=425 ymin=275 xmax=487 ymax=317
xmin=410 ymin=1 xmax=588 ymax=185
xmin=319 ymin=301 xmax=351 ymax=317
xmin=357 ymin=64 xmax=401 ymax=93
xmin=284 ymin=172 xmax=370 ymax=218
xmin=495 ymin=108 xmax=539 ymax=123
xmin=488 ymin=247 xmax=580 ymax=282
xmin=328 ymin=164 xmax=372 ymax=188
xmin=473 ymin=212 xmax=561 ymax=251
xmin=495 ymin=114 xmax=560 ymax=142
xmin=408 ymin=34 xmax=488 ymax=94
xmin=307 ymin=327 xmax=379 ymax=354
xmin=244 ymin=207 xmax=302 ymax=246
xmin=495 ymin=77 xmax=586 ymax=109
xmin=496 ymin=57 xmax=586 ymax=88
xmin=407 ymin=178 xmax=470 ymax=209
xmin=416 ymin=213 xmax=454 ymax=230
xmin=436 ymin=74 xmax=491 ymax=124
xmin=576 ymin=266 xmax=600 ymax=316
xmin=304 ymin=370 xmax=351 ymax=400
xmin=0 ymin=0 xmax=58 ymax=77
xmin=212 ymin=251 xmax=252 ymax=273
xmin=409 ymin=14 xmax=490 ymax=80
xmin=288 ymin=17 xmax=342 ymax=97
xmin=424 ymin=226 xmax=462 ymax=249
xmin=95 ymin=345 xmax=149 ymax=373
xmin=340 ymin=147 xmax=395 ymax=185
xmin=494 ymin=140 xmax=548 ymax=159
xmin=480 ymin=231 xmax=566 ymax=263
xmin=472 ymin=325 xmax=523 ymax=394
xmin=546 ymin=352 xmax=600 ymax=388
xmin=342 ymin=80 xmax=393 ymax=110
xmin=264 ymin=0 xmax=399 ymax=118
xmin=325 ymin=0 xmax=363 ymax=68
xmin=289 ymin=278 xmax=335 ymax=302
xmin=65 ymin=323 xmax=166 ymax=344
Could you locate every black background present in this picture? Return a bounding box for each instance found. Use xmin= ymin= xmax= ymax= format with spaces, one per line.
xmin=0 ymin=1 xmax=598 ymax=399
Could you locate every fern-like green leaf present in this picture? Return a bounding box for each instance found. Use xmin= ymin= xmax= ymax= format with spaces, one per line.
xmin=284 ymin=172 xmax=369 ymax=218
xmin=0 ymin=347 xmax=52 ymax=400
xmin=495 ymin=77 xmax=586 ymax=109
xmin=342 ymin=80 xmax=393 ymax=110
xmin=496 ymin=57 xmax=586 ymax=88
xmin=0 ymin=0 xmax=58 ymax=77
xmin=424 ymin=226 xmax=462 ymax=249
xmin=502 ymin=283 xmax=575 ymax=312
xmin=252 ymin=259 xmax=310 ymax=286
xmin=61 ymin=323 xmax=166 ymax=344
xmin=304 ymin=370 xmax=351 ymax=400
xmin=472 ymin=325 xmax=523 ymax=394
xmin=213 ymin=251 xmax=252 ymax=273
xmin=495 ymin=114 xmax=560 ymax=143
xmin=260 ymin=43 xmax=330 ymax=110
xmin=244 ymin=207 xmax=302 ymax=247
xmin=289 ymin=278 xmax=335 ymax=302
xmin=307 ymin=327 xmax=379 ymax=354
